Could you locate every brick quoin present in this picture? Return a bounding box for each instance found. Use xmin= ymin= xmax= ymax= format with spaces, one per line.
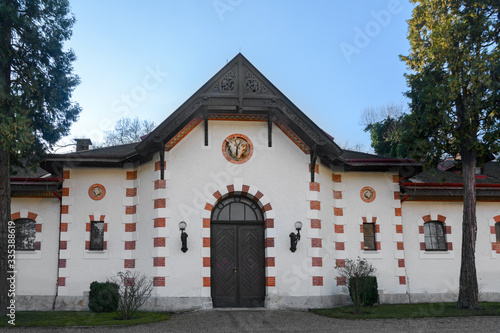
xmin=312 ymin=257 xmax=322 ymax=267
xmin=203 ymin=238 xmax=211 ymax=247
xmin=63 ymin=170 xmax=71 ymax=179
xmin=203 ymin=277 xmax=211 ymax=287
xmin=154 ymin=199 xmax=166 ymax=209
xmin=265 ymin=219 xmax=274 ymax=229
xmin=204 ymin=203 xmax=213 ymax=211
xmin=312 ymin=276 xmax=323 ymax=286
xmin=34 ymin=242 xmax=41 ymax=250
xmin=58 ymin=277 xmax=66 ymax=286
xmin=36 ymin=224 xmax=42 ymax=232
xmin=334 ymin=224 xmax=344 ymax=233
xmin=309 ymin=182 xmax=320 ymax=192
xmin=11 ymin=212 xmax=20 ymax=220
xmin=397 ymin=242 xmax=404 ymax=250
xmin=213 ymin=190 xmax=222 ymax=200
xmin=125 ymin=205 xmax=136 ymax=214
xmin=445 ymin=226 xmax=452 ymax=234
xmin=494 ymin=215 xmax=500 ymax=223
xmin=491 ymin=226 xmax=497 ymax=234
xmin=394 ymin=191 xmax=401 ymax=200
xmin=125 ymin=223 xmax=136 ymax=232
xmin=309 ymin=163 xmax=319 ymax=174
xmin=61 ymin=205 xmax=69 ymax=214
xmin=422 ymin=214 xmax=432 ymax=222
xmin=153 ymin=257 xmax=165 ymax=267
xmin=126 ymin=188 xmax=137 ymax=197
xmin=447 ymin=242 xmax=453 ymax=251
xmin=265 ymin=257 xmax=275 ymax=267
xmin=27 ymin=212 xmax=38 ymax=220
xmin=203 ymin=218 xmax=210 ymax=228
xmin=399 ymin=276 xmax=406 ymax=285
xmin=333 ymin=190 xmax=342 ymax=199
xmin=265 ymin=238 xmax=275 ymax=248
xmin=419 ymin=225 xmax=425 ymax=234
xmin=226 ymin=184 xmax=234 ymax=193
xmin=336 ymin=277 xmax=346 ymax=286
xmin=124 ymin=259 xmax=135 ymax=269
xmin=398 ymin=259 xmax=405 ymax=267
xmin=203 ymin=257 xmax=211 ymax=267
xmin=311 ymin=238 xmax=322 ymax=248
xmin=124 ymin=241 xmax=136 ymax=250
xmin=59 ymin=259 xmax=66 ymax=268
xmin=263 ymin=203 xmax=272 ymax=212
xmin=154 ymin=218 xmax=166 ymax=228
xmin=335 ymin=242 xmax=344 ymax=251
xmin=395 ymin=208 xmax=402 ymax=216
xmin=266 ymin=277 xmax=276 ymax=287
xmin=393 ymin=175 xmax=400 ymax=183
xmin=332 ymin=174 xmax=342 ymax=182
xmin=396 ymin=225 xmax=403 ymax=233
xmin=60 ymin=241 xmax=67 ymax=250
xmin=420 ymin=242 xmax=426 ymax=251
xmin=126 ymin=170 xmax=137 ymax=180
xmin=154 ymin=161 xmax=166 ymax=171
xmin=334 ymin=208 xmax=343 ymax=216
xmin=154 ymin=237 xmax=166 ymax=247
xmin=335 ymin=259 xmax=345 ymax=268
xmin=310 ymin=219 xmax=321 ymax=229
xmin=242 ymin=185 xmax=250 ymax=193
xmin=153 ymin=277 xmax=166 ymax=287
xmin=60 ymin=223 xmax=68 ymax=232
xmin=310 ymin=201 xmax=321 ymax=210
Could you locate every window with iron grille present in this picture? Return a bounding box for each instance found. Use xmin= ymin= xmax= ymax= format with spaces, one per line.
xmin=90 ymin=221 xmax=104 ymax=251
xmin=363 ymin=223 xmax=376 ymax=251
xmin=424 ymin=221 xmax=447 ymax=251
xmin=15 ymin=218 xmax=36 ymax=251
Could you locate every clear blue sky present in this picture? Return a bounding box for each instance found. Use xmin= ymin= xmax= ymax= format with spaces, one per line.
xmin=64 ymin=0 xmax=414 ymax=152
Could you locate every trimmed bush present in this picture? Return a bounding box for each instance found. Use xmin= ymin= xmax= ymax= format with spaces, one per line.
xmin=349 ymin=276 xmax=378 ymax=307
xmin=88 ymin=281 xmax=119 ymax=313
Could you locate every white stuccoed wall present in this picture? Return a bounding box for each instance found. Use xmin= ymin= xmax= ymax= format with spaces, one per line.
xmin=11 ymin=119 xmax=500 ymax=310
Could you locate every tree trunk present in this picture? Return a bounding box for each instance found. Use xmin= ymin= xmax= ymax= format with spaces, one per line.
xmin=456 ymin=147 xmax=479 ymax=309
xmin=0 ymin=149 xmax=11 ymax=315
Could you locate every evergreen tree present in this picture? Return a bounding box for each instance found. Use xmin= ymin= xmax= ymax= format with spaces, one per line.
xmin=0 ymin=0 xmax=81 ymax=314
xmin=401 ymin=0 xmax=500 ymax=309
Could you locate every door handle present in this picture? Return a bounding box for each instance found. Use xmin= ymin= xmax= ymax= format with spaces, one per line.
xmin=233 ymin=267 xmax=237 ymax=273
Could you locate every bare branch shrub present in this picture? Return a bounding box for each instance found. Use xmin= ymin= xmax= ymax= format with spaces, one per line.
xmin=108 ymin=271 xmax=153 ymax=319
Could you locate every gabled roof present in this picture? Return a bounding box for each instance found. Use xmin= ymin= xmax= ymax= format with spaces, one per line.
xmin=42 ymin=53 xmax=419 ymax=174
xmin=135 ymin=53 xmax=343 ymax=161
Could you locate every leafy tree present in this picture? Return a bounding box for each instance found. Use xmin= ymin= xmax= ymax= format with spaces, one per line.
xmin=400 ymin=0 xmax=500 ymax=309
xmin=0 ymin=0 xmax=81 ymax=314
xmin=361 ymin=103 xmax=409 ymax=158
xmin=102 ymin=116 xmax=155 ymax=147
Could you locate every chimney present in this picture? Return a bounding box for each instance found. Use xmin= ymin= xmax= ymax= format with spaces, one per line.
xmin=75 ymin=138 xmax=92 ymax=152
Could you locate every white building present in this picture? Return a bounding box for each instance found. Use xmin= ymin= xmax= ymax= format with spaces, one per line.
xmin=11 ymin=54 xmax=500 ymax=311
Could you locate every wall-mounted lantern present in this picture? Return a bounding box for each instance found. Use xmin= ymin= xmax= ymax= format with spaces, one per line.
xmin=289 ymin=221 xmax=303 ymax=252
xmin=179 ymin=221 xmax=188 ymax=253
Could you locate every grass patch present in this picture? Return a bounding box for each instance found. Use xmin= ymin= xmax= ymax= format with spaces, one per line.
xmin=311 ymin=302 xmax=500 ymax=319
xmin=1 ymin=311 xmax=170 ymax=327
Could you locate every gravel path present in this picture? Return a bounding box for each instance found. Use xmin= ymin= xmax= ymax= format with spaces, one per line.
xmin=2 ymin=310 xmax=499 ymax=332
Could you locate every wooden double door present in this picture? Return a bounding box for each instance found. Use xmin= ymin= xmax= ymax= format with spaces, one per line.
xmin=210 ymin=196 xmax=265 ymax=307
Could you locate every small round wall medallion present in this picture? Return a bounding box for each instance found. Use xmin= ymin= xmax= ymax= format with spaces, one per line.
xmin=89 ymin=184 xmax=106 ymax=201
xmin=222 ymin=134 xmax=253 ymax=164
xmin=360 ymin=186 xmax=376 ymax=203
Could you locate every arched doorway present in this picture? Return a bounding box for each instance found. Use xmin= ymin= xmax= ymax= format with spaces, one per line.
xmin=210 ymin=195 xmax=265 ymax=307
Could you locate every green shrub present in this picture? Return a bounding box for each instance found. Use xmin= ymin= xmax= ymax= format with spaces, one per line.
xmin=348 ymin=276 xmax=378 ymax=307
xmin=88 ymin=281 xmax=119 ymax=313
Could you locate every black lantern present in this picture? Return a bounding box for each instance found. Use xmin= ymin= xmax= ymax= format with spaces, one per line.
xmin=289 ymin=221 xmax=303 ymax=252
xmin=179 ymin=221 xmax=188 ymax=253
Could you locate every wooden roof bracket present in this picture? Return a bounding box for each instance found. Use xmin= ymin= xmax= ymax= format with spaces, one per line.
xmin=310 ymin=144 xmax=318 ymax=183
